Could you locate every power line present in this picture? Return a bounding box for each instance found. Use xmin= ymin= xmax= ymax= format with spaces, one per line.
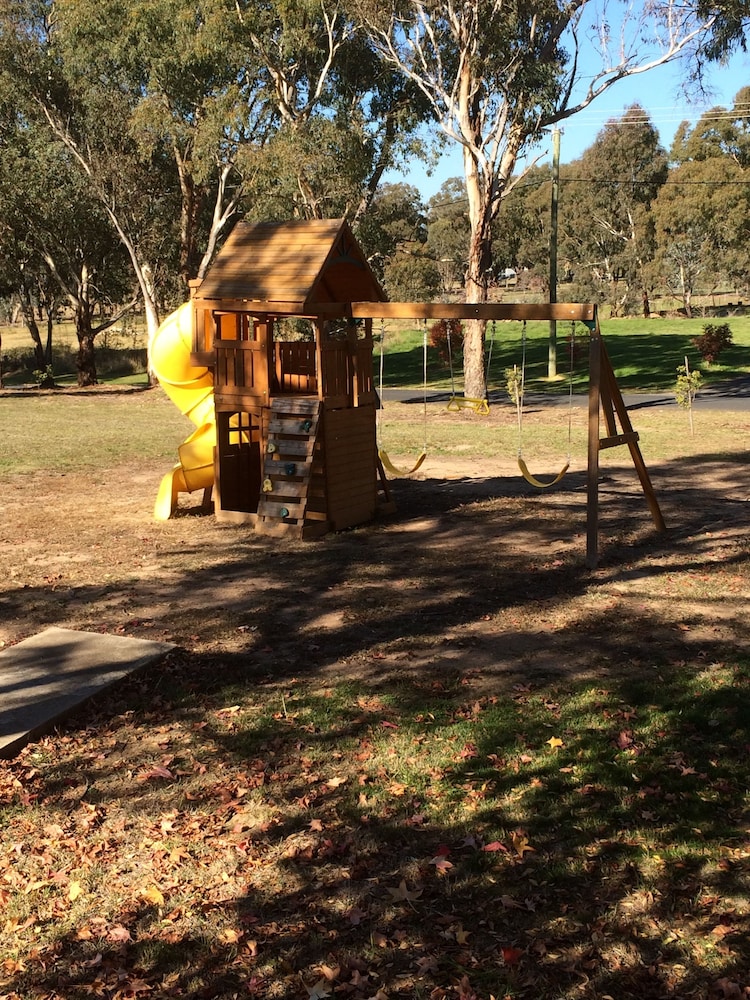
xmin=563 ymin=104 xmax=750 ymax=130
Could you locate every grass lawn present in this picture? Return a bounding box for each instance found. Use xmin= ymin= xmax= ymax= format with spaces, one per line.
xmin=1 ymin=387 xmax=749 ymax=999
xmin=3 ymin=310 xmax=749 ymax=393
xmin=377 ymin=316 xmax=750 ymax=392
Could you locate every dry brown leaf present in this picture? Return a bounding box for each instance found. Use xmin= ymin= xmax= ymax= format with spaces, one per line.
xmin=139 ymin=885 xmax=165 ymax=906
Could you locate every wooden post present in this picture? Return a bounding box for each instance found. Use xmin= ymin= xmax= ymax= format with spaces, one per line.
xmin=314 ymin=321 xmax=325 ymax=402
xmin=256 ymin=319 xmax=271 ymax=406
xmin=587 ymin=323 xmax=602 ymax=569
xmin=347 ymin=317 xmax=360 ymax=407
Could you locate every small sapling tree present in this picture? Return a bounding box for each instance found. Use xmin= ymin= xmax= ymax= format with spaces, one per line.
xmin=674 ymin=356 xmax=702 ymax=436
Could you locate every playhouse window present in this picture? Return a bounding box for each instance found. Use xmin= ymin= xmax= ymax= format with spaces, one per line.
xmin=213 ymin=311 xmax=255 ymax=341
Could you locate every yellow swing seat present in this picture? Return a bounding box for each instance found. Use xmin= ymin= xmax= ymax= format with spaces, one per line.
xmin=446 ymin=394 xmax=490 ymax=416
xmin=517 ymin=455 xmax=569 ymax=489
xmin=378 ymin=448 xmax=427 ymax=478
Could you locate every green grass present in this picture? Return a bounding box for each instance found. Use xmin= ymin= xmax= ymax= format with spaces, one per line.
xmin=0 ymin=389 xmax=741 ymax=480
xmin=4 ymin=310 xmax=750 ymax=392
xmin=2 ymin=657 xmax=748 ymax=999
xmin=380 ymin=317 xmax=750 ymax=392
xmin=0 ymin=318 xmax=149 ymax=386
xmin=0 ymin=389 xmax=191 ymax=473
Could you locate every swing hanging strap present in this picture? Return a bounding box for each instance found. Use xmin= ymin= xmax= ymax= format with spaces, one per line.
xmin=377 ymin=320 xmax=428 ymax=477
xmin=515 ymin=320 xmax=573 ymax=489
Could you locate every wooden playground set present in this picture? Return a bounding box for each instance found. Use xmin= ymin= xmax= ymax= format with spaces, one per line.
xmin=152 ymin=218 xmax=665 ymax=568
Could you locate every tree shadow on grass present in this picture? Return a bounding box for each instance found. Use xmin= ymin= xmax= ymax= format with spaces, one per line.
xmin=2 ymin=447 xmax=750 ymax=996
xmin=2 ymin=644 xmax=749 ymax=1000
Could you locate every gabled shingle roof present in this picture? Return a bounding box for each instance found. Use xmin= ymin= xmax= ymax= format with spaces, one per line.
xmin=196 ymin=218 xmax=386 ymax=309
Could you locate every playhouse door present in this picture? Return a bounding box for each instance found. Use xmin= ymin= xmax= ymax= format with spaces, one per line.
xmin=214 ymin=408 xmax=263 ymax=515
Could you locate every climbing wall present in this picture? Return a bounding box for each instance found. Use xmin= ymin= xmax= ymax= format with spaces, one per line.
xmin=257 ymin=398 xmax=329 ymax=538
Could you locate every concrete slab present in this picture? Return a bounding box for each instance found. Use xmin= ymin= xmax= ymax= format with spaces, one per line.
xmin=0 ymin=627 xmax=175 ymax=759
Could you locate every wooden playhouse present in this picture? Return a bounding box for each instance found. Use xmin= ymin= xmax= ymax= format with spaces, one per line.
xmin=188 ymin=218 xmax=392 ymax=538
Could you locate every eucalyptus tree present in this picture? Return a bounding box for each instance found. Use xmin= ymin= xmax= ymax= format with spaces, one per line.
xmin=359 ymin=0 xmax=719 ymax=398
xmin=0 ymin=94 xmax=137 ymax=384
xmin=671 ymin=86 xmax=750 ymax=167
xmin=561 ymin=106 xmax=667 ymax=317
xmin=657 ymin=94 xmax=750 ymax=308
xmin=492 ymin=163 xmax=554 ymax=283
xmin=356 ymin=181 xmax=440 ymax=297
xmin=238 ymin=0 xmax=430 ymax=224
xmin=0 ymin=0 xmax=271 ymax=339
xmin=427 ymin=178 xmax=470 ymax=293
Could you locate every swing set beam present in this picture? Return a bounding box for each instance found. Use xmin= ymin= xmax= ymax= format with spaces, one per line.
xmin=364 ymin=300 xmax=665 ymax=570
xmin=350 ymin=302 xmax=596 ymax=323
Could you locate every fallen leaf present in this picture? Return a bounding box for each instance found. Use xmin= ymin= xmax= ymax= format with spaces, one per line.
xmin=546 ymin=736 xmax=564 ymax=749
xmin=482 ymin=840 xmax=508 ymax=853
xmin=511 ymin=831 xmax=535 ymax=857
xmin=139 ymin=885 xmax=165 ymax=906
xmin=500 ymin=894 xmax=522 ymax=908
xmin=325 ymin=776 xmax=346 ymax=788
xmin=68 ymin=880 xmax=83 ymax=902
xmin=137 ymin=765 xmax=174 ymax=782
xmin=501 ymin=945 xmax=524 ymax=966
xmin=305 ymin=979 xmax=331 ymax=999
xmin=107 ymin=925 xmax=132 ymax=943
xmin=430 ymin=856 xmax=454 ymax=874
xmin=710 ymin=924 xmax=734 ymax=938
xmin=387 ymin=880 xmax=423 ymax=903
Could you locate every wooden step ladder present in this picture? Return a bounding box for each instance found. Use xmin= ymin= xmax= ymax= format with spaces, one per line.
xmin=257 ymin=398 xmax=330 ymax=539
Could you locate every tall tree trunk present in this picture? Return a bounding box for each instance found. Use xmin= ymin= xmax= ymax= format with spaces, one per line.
xmin=75 ymin=300 xmax=98 ymax=386
xmin=19 ymin=281 xmax=51 ymax=381
xmin=462 ymin=164 xmax=494 ymax=400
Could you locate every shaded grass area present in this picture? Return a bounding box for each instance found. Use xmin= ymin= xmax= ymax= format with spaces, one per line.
xmin=382 ymin=318 xmax=750 ymax=392
xmin=1 ymin=652 xmax=748 ymax=999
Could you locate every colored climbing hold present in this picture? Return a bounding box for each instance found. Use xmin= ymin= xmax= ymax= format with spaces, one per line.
xmin=302 ymin=419 xmax=312 ymax=432
xmin=285 ymin=462 xmax=296 ymax=476
xmin=262 ymin=478 xmax=273 ymax=493
xmin=280 ymin=507 xmax=289 ymax=518
xmin=267 ymin=441 xmax=277 ymax=453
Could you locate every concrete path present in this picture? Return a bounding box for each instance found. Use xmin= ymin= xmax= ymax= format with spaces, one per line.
xmin=0 ymin=627 xmax=174 ymax=759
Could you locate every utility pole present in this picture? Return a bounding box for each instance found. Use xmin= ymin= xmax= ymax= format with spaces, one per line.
xmin=548 ymin=127 xmax=561 ymax=379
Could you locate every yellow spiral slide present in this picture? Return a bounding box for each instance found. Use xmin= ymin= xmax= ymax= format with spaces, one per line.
xmin=150 ymin=303 xmax=216 ymax=520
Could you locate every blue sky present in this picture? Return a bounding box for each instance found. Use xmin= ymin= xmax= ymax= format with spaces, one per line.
xmin=387 ymin=48 xmax=750 ymax=200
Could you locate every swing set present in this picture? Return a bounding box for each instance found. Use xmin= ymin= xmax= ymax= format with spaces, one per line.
xmin=365 ymin=300 xmax=665 ymax=569
xmin=512 ymin=318 xmax=575 ymax=489
xmin=377 ymin=319 xmax=428 ymax=477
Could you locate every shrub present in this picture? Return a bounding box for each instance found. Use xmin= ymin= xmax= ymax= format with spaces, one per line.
xmin=429 ymin=319 xmax=463 ymax=366
xmin=692 ymin=322 xmax=733 ymax=364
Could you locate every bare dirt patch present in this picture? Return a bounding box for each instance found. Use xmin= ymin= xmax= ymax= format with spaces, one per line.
xmin=3 ymin=424 xmax=749 ymax=697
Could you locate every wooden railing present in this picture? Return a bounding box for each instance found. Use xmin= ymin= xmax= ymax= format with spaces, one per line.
xmin=275 ymin=342 xmax=317 ymax=394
